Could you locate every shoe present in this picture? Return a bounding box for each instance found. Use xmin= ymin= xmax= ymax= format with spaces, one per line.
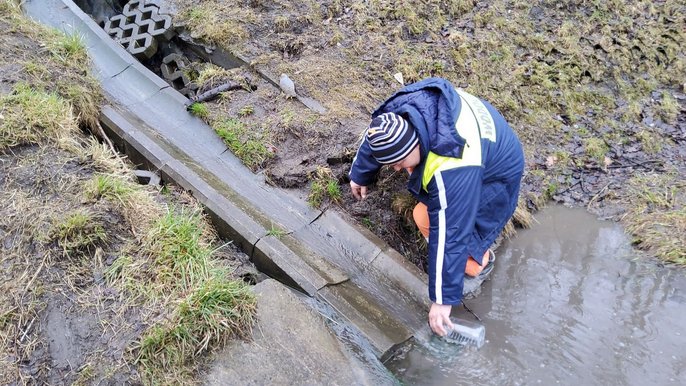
xmin=462 ymin=249 xmax=496 ymax=296
xmin=478 ymin=249 xmax=496 ymax=277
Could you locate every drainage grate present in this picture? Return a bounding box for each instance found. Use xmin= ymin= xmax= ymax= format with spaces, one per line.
xmin=86 ymin=0 xmax=246 ymax=100
xmin=160 ymin=53 xmax=198 ymax=98
xmin=103 ymin=0 xmax=174 ymax=60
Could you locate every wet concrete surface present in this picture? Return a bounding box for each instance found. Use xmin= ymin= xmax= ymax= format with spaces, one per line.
xmin=204 ymin=279 xmax=398 ymax=385
xmin=387 ymin=205 xmax=685 ymax=385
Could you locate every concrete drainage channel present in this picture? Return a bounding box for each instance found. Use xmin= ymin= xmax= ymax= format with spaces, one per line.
xmin=23 ymin=0 xmax=430 ymax=381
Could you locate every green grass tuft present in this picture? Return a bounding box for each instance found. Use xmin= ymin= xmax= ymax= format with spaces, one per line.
xmin=86 ymin=174 xmax=136 ymax=204
xmin=49 ymin=31 xmax=87 ymax=65
xmin=0 ymin=84 xmax=77 ymax=148
xmin=583 ymin=137 xmax=609 ymax=163
xmin=105 ymin=206 xmax=258 ymax=383
xmin=238 ymin=105 xmax=254 ymax=117
xmin=266 ymin=222 xmax=288 ymax=238
xmin=213 ymin=118 xmax=272 ymax=170
xmin=142 ymin=208 xmax=211 ymax=290
xmin=625 ymin=172 xmax=686 ymax=265
xmin=51 ymin=210 xmax=106 ymax=256
xmin=307 ymin=166 xmax=341 ymax=208
xmin=188 ymin=102 xmax=210 ymax=119
xmin=137 ymin=274 xmax=256 ymax=382
xmin=659 ymin=91 xmax=679 ymax=124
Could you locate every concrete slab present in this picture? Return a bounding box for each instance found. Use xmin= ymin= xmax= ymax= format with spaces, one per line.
xmin=252 ymin=237 xmax=324 ymax=296
xmin=370 ymin=248 xmax=430 ymax=313
xmin=318 ymin=282 xmax=413 ymax=358
xmin=101 ymin=66 xmax=164 ymax=106
xmin=204 ymin=279 xmax=398 ymax=386
xmin=126 ymin=88 xmax=197 ymax=133
xmin=294 ymin=209 xmax=383 ymax=267
xmin=159 ymin=159 xmax=264 ymax=250
xmin=22 ymin=0 xmax=81 ymax=33
xmin=255 ymin=233 xmax=349 ymax=294
xmin=100 ymin=106 xmax=174 ymax=170
xmin=88 ymin=40 xmax=135 ymax=80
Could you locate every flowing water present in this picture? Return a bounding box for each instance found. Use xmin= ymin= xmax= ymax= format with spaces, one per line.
xmin=386 ymin=205 xmax=685 ymax=385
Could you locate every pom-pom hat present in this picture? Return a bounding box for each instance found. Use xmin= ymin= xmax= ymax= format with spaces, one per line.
xmin=366 ymin=112 xmax=419 ymax=164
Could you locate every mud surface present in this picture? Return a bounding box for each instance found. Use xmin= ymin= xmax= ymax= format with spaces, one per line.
xmin=386 ymin=205 xmax=686 ymax=385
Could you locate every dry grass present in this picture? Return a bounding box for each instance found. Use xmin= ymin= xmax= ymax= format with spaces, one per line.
xmin=0 ymin=84 xmax=78 ymax=149
xmin=176 ymin=0 xmax=255 ymax=46
xmin=0 ymin=2 xmax=257 ymax=384
xmin=0 ymin=0 xmax=101 ymax=137
xmin=307 ymin=166 xmax=342 ymax=207
xmin=391 ymin=191 xmax=418 ymax=227
xmin=624 ymin=171 xmax=686 ymax=265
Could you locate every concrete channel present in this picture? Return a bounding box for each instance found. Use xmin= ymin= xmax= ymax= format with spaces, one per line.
xmin=22 ymin=0 xmax=430 ymax=366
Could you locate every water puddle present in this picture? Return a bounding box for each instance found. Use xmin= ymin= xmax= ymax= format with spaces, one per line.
xmin=386 ymin=205 xmax=685 ymax=385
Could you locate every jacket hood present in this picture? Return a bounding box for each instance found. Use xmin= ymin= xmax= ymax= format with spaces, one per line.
xmin=372 ymin=77 xmax=464 ymax=159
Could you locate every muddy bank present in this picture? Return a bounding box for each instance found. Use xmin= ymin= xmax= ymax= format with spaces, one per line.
xmin=0 ymin=142 xmax=257 ymax=384
xmin=1 ymin=3 xmax=259 ymax=383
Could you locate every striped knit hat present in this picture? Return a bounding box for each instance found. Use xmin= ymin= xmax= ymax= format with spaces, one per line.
xmin=366 ymin=112 xmax=418 ymax=164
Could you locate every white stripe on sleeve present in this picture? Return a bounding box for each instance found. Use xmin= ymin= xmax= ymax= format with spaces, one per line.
xmin=434 ymin=171 xmax=448 ymax=304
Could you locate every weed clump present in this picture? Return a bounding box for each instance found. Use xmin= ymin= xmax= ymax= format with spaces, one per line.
xmin=391 ymin=192 xmax=417 ymax=227
xmin=188 ymin=102 xmax=210 ymax=120
xmin=51 ymin=210 xmax=106 ymax=256
xmin=179 ymin=2 xmax=253 ymax=45
xmin=624 ymin=172 xmax=686 ymax=265
xmin=213 ymin=117 xmax=273 ymax=170
xmin=137 ymin=276 xmax=256 ymax=375
xmin=142 ymin=209 xmax=212 ymax=289
xmin=307 ymin=166 xmax=341 ymax=207
xmin=86 ymin=174 xmax=136 ymax=203
xmin=0 ymin=84 xmax=77 ymax=148
xmin=107 ymin=207 xmax=257 ymax=383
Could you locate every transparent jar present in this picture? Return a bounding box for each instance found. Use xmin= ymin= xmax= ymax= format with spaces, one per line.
xmin=443 ymin=317 xmax=486 ymax=348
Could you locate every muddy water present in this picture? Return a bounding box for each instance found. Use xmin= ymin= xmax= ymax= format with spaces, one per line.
xmin=386 ymin=205 xmax=685 ymax=385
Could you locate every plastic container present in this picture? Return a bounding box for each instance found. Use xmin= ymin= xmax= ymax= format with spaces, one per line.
xmin=443 ymin=318 xmax=486 ymax=348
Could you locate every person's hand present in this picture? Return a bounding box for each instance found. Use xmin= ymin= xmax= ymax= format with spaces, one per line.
xmin=428 ymin=303 xmax=453 ymax=336
xmin=350 ymin=181 xmax=368 ymax=200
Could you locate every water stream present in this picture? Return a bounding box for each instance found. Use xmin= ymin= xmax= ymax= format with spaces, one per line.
xmin=386 ymin=205 xmax=685 ymax=385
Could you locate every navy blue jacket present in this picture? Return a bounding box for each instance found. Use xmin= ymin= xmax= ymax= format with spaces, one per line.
xmin=350 ymin=78 xmax=524 ymax=305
